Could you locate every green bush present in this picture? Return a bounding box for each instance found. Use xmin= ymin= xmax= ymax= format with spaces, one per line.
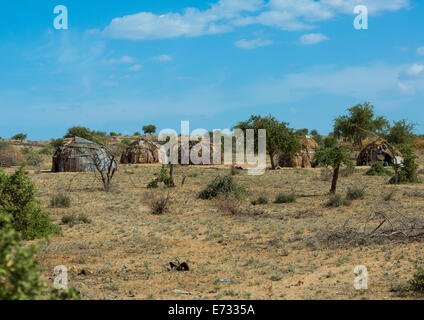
xmin=365 ymin=163 xmax=391 ymax=176
xmin=0 ymin=214 xmax=46 ymax=299
xmin=61 ymin=214 xmax=91 ymax=226
xmin=274 ymin=193 xmax=296 ymax=204
xmin=346 ymin=186 xmax=365 ymax=200
xmin=50 ymin=193 xmax=71 ymax=208
xmin=389 ymin=150 xmax=421 ymax=184
xmin=198 ymin=175 xmax=245 ymax=200
xmin=409 ymin=268 xmax=424 ymax=293
xmin=147 ymin=167 xmax=174 ymax=188
xmin=325 ymin=194 xmax=351 ymax=208
xmin=0 ymin=168 xmax=61 ymax=240
xmin=251 ymin=196 xmax=268 ymax=205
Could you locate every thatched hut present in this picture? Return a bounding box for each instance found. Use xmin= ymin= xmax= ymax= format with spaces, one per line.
xmin=0 ymin=144 xmax=24 ymax=167
xmin=356 ymin=139 xmax=401 ymax=166
xmin=278 ymin=136 xmax=319 ymax=168
xmin=52 ymin=136 xmax=117 ymax=172
xmin=169 ymin=140 xmax=221 ymax=165
xmin=120 ymin=139 xmax=164 ymax=164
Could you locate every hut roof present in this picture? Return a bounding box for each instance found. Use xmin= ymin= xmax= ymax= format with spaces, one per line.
xmin=356 ymin=138 xmax=402 ymax=166
xmin=52 ymin=136 xmax=117 ymax=172
xmin=120 ymin=138 xmax=164 ymax=164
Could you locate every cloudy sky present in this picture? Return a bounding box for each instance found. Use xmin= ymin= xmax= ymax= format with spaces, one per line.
xmin=1 ymin=0 xmax=423 ymax=140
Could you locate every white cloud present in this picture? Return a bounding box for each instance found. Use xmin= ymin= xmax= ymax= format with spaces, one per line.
xmin=103 ymin=0 xmax=263 ymax=40
xmin=103 ymin=56 xmax=135 ymax=64
xmin=103 ymin=0 xmax=410 ymax=40
xmin=406 ymin=64 xmax=424 ymax=76
xmin=128 ymin=64 xmax=143 ymax=72
xmin=235 ymin=38 xmax=274 ymax=50
xmin=299 ymin=33 xmax=329 ymax=45
xmin=244 ymin=62 xmax=424 ymax=107
xmin=153 ymin=54 xmax=173 ymax=61
xmin=417 ymin=47 xmax=424 ymax=56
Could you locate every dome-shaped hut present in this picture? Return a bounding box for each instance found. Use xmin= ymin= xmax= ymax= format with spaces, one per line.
xmin=120 ymin=139 xmax=164 ymax=164
xmin=357 ymin=139 xmax=402 ymax=166
xmin=278 ymin=136 xmax=319 ymax=168
xmin=52 ymin=136 xmax=117 ymax=172
xmin=168 ymin=139 xmax=222 ymax=165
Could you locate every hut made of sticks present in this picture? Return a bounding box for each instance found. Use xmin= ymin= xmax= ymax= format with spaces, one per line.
xmin=356 ymin=139 xmax=402 ymax=166
xmin=278 ymin=136 xmax=319 ymax=168
xmin=120 ymin=139 xmax=164 ymax=164
xmin=168 ymin=139 xmax=222 ymax=165
xmin=52 ymin=136 xmax=117 ymax=172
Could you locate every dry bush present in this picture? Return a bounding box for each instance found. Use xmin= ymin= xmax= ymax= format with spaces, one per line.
xmin=339 ymin=165 xmax=355 ymax=177
xmin=215 ymin=196 xmax=263 ymax=216
xmin=144 ymin=191 xmax=172 ymax=215
xmin=308 ymin=203 xmax=424 ymax=248
xmin=215 ymin=196 xmax=243 ymax=215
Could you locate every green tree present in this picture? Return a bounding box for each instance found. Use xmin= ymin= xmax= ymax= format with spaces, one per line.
xmin=316 ymin=145 xmax=352 ymax=194
xmin=235 ymin=115 xmax=301 ymax=170
xmin=142 ymin=125 xmax=157 ymax=135
xmin=0 ymin=168 xmax=61 ymax=240
xmin=385 ymin=119 xmax=416 ymax=146
xmin=310 ymin=129 xmax=323 ymax=146
xmin=0 ymin=214 xmax=46 ymax=300
xmin=64 ymin=127 xmax=107 ymax=144
xmin=11 ymin=133 xmax=27 ymax=141
xmin=334 ymin=102 xmax=388 ymax=148
xmin=50 ymin=138 xmax=64 ymax=150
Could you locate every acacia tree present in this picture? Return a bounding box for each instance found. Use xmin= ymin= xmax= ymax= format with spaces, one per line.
xmin=334 ymin=102 xmax=388 ymax=148
xmin=235 ymin=115 xmax=300 ymax=170
xmin=87 ymin=148 xmax=117 ymax=192
xmin=385 ymin=119 xmax=416 ymax=146
xmin=143 ymin=125 xmax=157 ymax=135
xmin=316 ymin=144 xmax=352 ymax=194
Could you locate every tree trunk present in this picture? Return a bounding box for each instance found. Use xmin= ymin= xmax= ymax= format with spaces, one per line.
xmin=169 ymin=164 xmax=175 ymax=187
xmin=270 ymin=152 xmax=276 ymax=170
xmin=330 ymin=166 xmax=340 ymax=194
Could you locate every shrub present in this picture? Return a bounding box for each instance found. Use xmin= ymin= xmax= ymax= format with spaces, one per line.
xmin=198 ymin=175 xmax=245 ymax=200
xmin=22 ymin=148 xmax=43 ymax=167
xmin=339 ymin=164 xmax=355 ymax=177
xmin=325 ymin=194 xmax=351 ymax=208
xmin=409 ymin=268 xmax=424 ymax=293
xmin=0 ymin=168 xmax=61 ymax=240
xmin=365 ymin=163 xmax=391 ymax=176
xmin=147 ymin=167 xmax=174 ymax=188
xmin=251 ymin=196 xmax=268 ymax=205
xmin=50 ymin=193 xmax=71 ymax=208
xmin=38 ymin=147 xmax=52 ymax=156
xmin=144 ymin=192 xmax=171 ymax=214
xmin=0 ymin=214 xmax=46 ymax=299
xmin=389 ymin=149 xmax=421 ymax=184
xmin=383 ymin=190 xmax=396 ymax=201
xmin=346 ymin=186 xmax=365 ymax=200
xmin=61 ymin=214 xmax=91 ymax=226
xmin=216 ymin=197 xmax=242 ymax=215
xmin=274 ymin=193 xmax=296 ymax=204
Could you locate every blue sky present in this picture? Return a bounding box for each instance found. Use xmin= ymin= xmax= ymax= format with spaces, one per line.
xmin=1 ymin=0 xmax=423 ymax=140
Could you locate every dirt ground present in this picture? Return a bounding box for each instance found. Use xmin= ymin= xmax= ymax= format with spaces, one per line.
xmin=4 ymin=145 xmax=424 ymax=300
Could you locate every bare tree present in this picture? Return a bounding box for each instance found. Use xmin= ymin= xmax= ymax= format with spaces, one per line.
xmin=87 ymin=147 xmax=117 ymax=191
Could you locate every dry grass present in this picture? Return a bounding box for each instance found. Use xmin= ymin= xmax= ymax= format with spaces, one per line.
xmin=4 ymin=149 xmax=424 ymax=300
